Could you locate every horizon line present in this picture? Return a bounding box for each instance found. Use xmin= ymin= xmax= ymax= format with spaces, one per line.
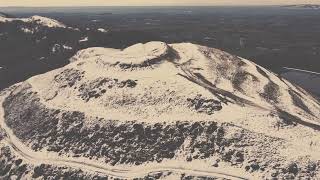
xmin=1 ymin=4 xmax=319 ymax=8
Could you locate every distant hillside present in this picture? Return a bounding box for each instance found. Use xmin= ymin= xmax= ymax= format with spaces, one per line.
xmin=282 ymin=4 xmax=320 ymax=9
xmin=0 ymin=16 xmax=83 ymax=89
xmin=0 ymin=12 xmax=14 ymax=18
xmin=0 ymin=15 xmax=141 ymax=90
xmin=0 ymin=15 xmax=67 ymax=28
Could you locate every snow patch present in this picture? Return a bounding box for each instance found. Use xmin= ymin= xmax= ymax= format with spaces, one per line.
xmin=63 ymin=45 xmax=73 ymax=50
xmin=21 ymin=27 xmax=33 ymax=34
xmin=52 ymin=44 xmax=61 ymax=53
xmin=70 ymin=41 xmax=169 ymax=66
xmin=97 ymin=28 xmax=109 ymax=33
xmin=0 ymin=15 xmax=66 ymax=28
xmin=79 ymin=37 xmax=89 ymax=43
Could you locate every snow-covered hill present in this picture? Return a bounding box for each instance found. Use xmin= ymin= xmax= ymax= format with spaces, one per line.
xmin=62 ymin=42 xmax=319 ymax=127
xmin=1 ymin=42 xmax=320 ymax=179
xmin=0 ymin=15 xmax=66 ymax=28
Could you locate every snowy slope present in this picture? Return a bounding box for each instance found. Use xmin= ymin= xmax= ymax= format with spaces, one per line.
xmin=1 ymin=42 xmax=320 ymax=179
xmin=29 ymin=41 xmax=319 ymax=127
xmin=0 ymin=15 xmax=66 ymax=28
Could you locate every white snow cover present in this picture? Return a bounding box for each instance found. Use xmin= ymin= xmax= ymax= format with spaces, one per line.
xmin=51 ymin=44 xmax=60 ymax=53
xmin=97 ymin=28 xmax=109 ymax=33
xmin=1 ymin=41 xmax=320 ymax=179
xmin=28 ymin=41 xmax=319 ymax=128
xmin=0 ymin=15 xmax=66 ymax=28
xmin=79 ymin=37 xmax=89 ymax=42
xmin=70 ymin=41 xmax=169 ymax=65
xmin=63 ymin=45 xmax=73 ymax=50
xmin=21 ymin=27 xmax=33 ymax=34
xmin=30 ymin=15 xmax=66 ymax=28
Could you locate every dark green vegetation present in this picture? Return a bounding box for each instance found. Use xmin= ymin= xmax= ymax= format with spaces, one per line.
xmin=3 ymin=84 xmax=228 ymax=165
xmin=0 ymin=145 xmax=31 ymax=179
xmin=3 ymin=83 xmax=319 ymax=179
xmin=78 ymin=78 xmax=137 ymax=102
xmin=187 ymin=95 xmax=222 ymax=115
xmin=0 ymin=143 xmax=110 ymax=179
xmin=0 ymin=142 xmax=227 ymax=180
xmin=260 ymin=82 xmax=281 ymax=103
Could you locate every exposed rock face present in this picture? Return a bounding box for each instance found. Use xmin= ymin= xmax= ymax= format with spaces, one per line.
xmin=1 ymin=42 xmax=320 ymax=179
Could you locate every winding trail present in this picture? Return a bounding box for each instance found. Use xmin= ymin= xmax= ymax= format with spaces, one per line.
xmin=0 ymin=92 xmax=248 ymax=180
xmin=283 ymin=67 xmax=320 ymax=75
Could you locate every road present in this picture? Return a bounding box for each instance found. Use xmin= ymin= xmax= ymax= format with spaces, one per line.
xmin=0 ymin=91 xmax=248 ymax=180
xmin=283 ymin=67 xmax=320 ymax=75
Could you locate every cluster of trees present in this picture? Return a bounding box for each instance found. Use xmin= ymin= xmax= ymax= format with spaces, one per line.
xmin=3 ymin=85 xmax=241 ymax=166
xmin=3 ymin=83 xmax=320 ymax=178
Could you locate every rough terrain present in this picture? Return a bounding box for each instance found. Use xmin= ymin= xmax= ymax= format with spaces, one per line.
xmin=1 ymin=42 xmax=320 ymax=179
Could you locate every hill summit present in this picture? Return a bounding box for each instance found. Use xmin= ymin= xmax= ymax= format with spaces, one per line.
xmin=0 ymin=42 xmax=319 ymax=179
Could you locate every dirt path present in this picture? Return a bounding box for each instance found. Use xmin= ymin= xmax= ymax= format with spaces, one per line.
xmin=0 ymin=91 xmax=248 ymax=180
